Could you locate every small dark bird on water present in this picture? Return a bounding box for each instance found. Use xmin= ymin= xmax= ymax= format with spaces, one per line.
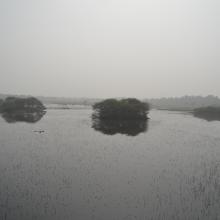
xmin=34 ymin=130 xmax=45 ymax=133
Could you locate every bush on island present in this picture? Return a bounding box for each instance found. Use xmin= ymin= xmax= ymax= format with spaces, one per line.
xmin=0 ymin=97 xmax=46 ymax=113
xmin=92 ymin=98 xmax=149 ymax=120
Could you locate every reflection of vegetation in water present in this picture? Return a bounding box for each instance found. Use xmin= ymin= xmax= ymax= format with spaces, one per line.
xmin=193 ymin=106 xmax=220 ymax=121
xmin=1 ymin=110 xmax=46 ymax=123
xmin=92 ymin=119 xmax=148 ymax=136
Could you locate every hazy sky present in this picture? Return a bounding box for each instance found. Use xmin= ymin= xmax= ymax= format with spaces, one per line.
xmin=1 ymin=0 xmax=220 ymax=98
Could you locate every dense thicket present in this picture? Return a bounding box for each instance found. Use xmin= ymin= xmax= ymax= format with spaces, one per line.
xmin=0 ymin=97 xmax=46 ymax=113
xmin=93 ymin=98 xmax=149 ymax=120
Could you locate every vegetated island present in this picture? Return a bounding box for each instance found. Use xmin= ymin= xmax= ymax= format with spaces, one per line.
xmin=92 ymin=98 xmax=149 ymax=136
xmin=0 ymin=97 xmax=46 ymax=123
xmin=0 ymin=97 xmax=46 ymax=112
xmin=193 ymin=106 xmax=220 ymax=121
xmin=92 ymin=98 xmax=149 ymax=120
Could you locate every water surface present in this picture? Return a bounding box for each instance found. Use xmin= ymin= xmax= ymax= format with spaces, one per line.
xmin=0 ymin=109 xmax=220 ymax=220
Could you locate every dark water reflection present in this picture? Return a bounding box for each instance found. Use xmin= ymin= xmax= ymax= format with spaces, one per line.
xmin=1 ymin=110 xmax=46 ymax=123
xmin=92 ymin=119 xmax=148 ymax=136
xmin=193 ymin=113 xmax=220 ymax=122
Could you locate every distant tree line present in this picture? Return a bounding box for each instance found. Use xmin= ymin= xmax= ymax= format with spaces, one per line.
xmin=0 ymin=93 xmax=101 ymax=106
xmin=147 ymin=95 xmax=220 ymax=111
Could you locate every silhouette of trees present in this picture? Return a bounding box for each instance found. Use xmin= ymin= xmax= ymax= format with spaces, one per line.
xmin=147 ymin=95 xmax=220 ymax=111
xmin=93 ymin=98 xmax=149 ymax=120
xmin=0 ymin=97 xmax=46 ymax=123
xmin=0 ymin=97 xmax=46 ymax=113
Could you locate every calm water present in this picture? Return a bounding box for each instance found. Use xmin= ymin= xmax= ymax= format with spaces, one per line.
xmin=0 ymin=109 xmax=220 ymax=220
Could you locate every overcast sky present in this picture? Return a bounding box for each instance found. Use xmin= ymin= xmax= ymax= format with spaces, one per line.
xmin=1 ymin=0 xmax=219 ymax=98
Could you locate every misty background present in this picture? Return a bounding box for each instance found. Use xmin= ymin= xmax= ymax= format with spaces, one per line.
xmin=1 ymin=0 xmax=220 ymax=98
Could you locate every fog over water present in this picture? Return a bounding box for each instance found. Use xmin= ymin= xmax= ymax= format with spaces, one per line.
xmin=1 ymin=0 xmax=220 ymax=98
xmin=1 ymin=2 xmax=220 ymax=220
